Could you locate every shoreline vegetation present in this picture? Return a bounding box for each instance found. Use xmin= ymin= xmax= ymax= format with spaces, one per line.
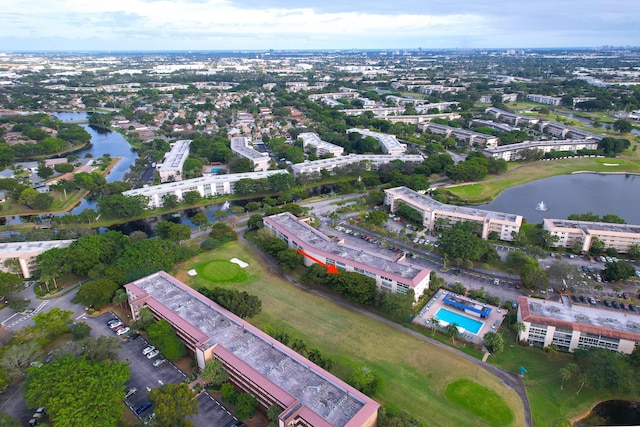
xmin=443 ymin=157 xmax=640 ymax=205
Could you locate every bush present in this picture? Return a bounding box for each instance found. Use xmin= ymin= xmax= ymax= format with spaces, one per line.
xmin=71 ymin=322 xmax=92 ymax=340
xmin=200 ymin=238 xmax=223 ymax=250
xmin=235 ymin=393 xmax=258 ymax=420
xmin=7 ymin=298 xmax=29 ymax=312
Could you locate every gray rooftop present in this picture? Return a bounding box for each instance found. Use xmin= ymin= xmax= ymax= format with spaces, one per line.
xmin=346 ymin=128 xmax=405 ymax=152
xmin=484 ymin=139 xmax=599 ymax=154
xmin=159 ymin=139 xmax=191 ymax=170
xmin=387 ymin=186 xmax=521 ymax=223
xmin=231 ymin=137 xmax=269 ymax=161
xmin=526 ymin=298 xmax=640 ymax=337
xmin=0 ymin=239 xmax=75 ymax=255
xmin=546 ymin=218 xmax=640 ymax=235
xmin=135 ymin=273 xmax=366 ymax=427
xmin=268 ymin=212 xmax=424 ymax=280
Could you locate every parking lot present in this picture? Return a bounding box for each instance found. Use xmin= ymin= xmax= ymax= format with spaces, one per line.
xmin=87 ymin=312 xmax=239 ymax=426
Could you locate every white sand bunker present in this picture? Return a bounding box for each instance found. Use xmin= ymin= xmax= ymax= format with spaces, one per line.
xmin=603 ymin=163 xmax=619 ymax=166
xmin=230 ymin=258 xmax=249 ymax=268
xmin=187 ymin=269 xmax=198 ymax=276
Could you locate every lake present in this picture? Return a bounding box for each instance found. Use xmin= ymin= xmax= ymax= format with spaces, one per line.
xmin=476 ymin=173 xmax=640 ymax=224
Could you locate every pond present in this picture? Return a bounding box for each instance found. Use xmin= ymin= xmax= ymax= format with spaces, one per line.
xmin=476 ymin=173 xmax=640 ymax=224
xmin=576 ymin=400 xmax=640 ymax=426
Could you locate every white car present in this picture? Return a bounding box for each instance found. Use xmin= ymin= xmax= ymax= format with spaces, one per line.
xmin=152 ymin=358 xmax=167 ymax=367
xmin=116 ymin=327 xmax=130 ymax=336
xmin=146 ymin=349 xmax=160 ymax=359
xmin=109 ymin=321 xmax=124 ymax=330
xmin=142 ymin=346 xmax=156 ymax=356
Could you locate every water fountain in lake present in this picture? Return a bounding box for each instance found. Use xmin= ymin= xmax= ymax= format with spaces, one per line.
xmin=535 ymin=201 xmax=548 ymax=211
xmin=221 ymin=201 xmax=230 ymax=211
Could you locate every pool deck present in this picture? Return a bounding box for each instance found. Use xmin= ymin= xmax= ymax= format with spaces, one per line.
xmin=415 ymin=289 xmax=506 ymax=345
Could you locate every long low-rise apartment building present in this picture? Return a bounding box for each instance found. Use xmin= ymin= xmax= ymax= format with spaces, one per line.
xmin=485 ymin=107 xmax=540 ymax=126
xmin=471 ymin=119 xmax=519 ymax=133
xmin=230 ymin=137 xmax=270 ymax=172
xmin=538 ymin=121 xmax=603 ymax=141
xmin=290 ymin=154 xmax=423 ymax=178
xmin=384 ymin=187 xmax=522 ymax=241
xmin=0 ymin=240 xmax=75 ymax=278
xmin=298 ymin=132 xmax=344 ymax=157
xmin=125 ymin=271 xmax=379 ymax=427
xmin=346 ymin=128 xmax=406 ymax=155
xmin=420 ymin=123 xmax=499 ymax=148
xmin=264 ymin=212 xmax=431 ymax=299
xmin=483 ymin=139 xmax=600 ymax=161
xmin=517 ymin=296 xmax=640 ymax=354
xmin=157 ymin=139 xmax=191 ymax=182
xmin=543 ymin=218 xmax=640 ymax=253
xmin=123 ymin=170 xmax=289 ymax=208
xmin=373 ymin=113 xmax=461 ymax=124
xmin=526 ymin=94 xmax=562 ymax=106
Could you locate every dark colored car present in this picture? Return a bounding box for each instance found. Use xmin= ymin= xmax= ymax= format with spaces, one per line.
xmin=604 ymin=300 xmax=612 ymax=307
xmin=612 ymin=301 xmax=621 ymax=309
xmin=135 ymin=402 xmax=152 ymax=415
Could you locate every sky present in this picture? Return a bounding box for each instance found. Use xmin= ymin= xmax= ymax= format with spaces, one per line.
xmin=1 ymin=0 xmax=639 ymax=51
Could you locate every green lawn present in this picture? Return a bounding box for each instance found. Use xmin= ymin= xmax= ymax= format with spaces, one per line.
xmin=445 ymin=379 xmax=514 ymax=426
xmin=488 ymin=331 xmax=640 ymax=427
xmin=446 ymin=157 xmax=640 ymax=203
xmin=173 ymin=241 xmax=524 ymax=427
xmin=196 ymin=259 xmax=248 ymax=284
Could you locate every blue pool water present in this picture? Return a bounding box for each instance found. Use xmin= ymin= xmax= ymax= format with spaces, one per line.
xmin=210 ymin=167 xmax=222 ymax=173
xmin=435 ymin=307 xmax=484 ymax=335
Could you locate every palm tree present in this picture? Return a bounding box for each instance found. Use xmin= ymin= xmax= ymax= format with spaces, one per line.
xmin=576 ymin=373 xmax=588 ymax=394
xmin=559 ymin=368 xmax=571 ymax=390
xmin=327 ymin=211 xmax=340 ymax=226
xmin=431 ymin=318 xmax=440 ymax=336
xmin=512 ymin=322 xmax=525 ymax=343
xmin=446 ymin=323 xmax=460 ymax=344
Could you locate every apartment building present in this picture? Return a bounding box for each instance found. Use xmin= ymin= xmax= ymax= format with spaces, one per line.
xmin=538 ymin=121 xmax=603 ymax=141
xmin=298 ymin=133 xmax=344 ymax=158
xmin=517 ymin=296 xmax=640 ymax=354
xmin=384 ymin=187 xmax=522 ymax=241
xmin=264 ymin=212 xmax=431 ymax=299
xmin=125 ymin=271 xmax=379 ymax=427
xmin=346 ymin=128 xmax=406 ymax=155
xmin=543 ymin=218 xmax=640 ymax=253
xmin=483 ymin=139 xmax=600 ymax=161
xmin=290 ymin=154 xmax=423 ymax=178
xmin=470 ymin=119 xmax=519 ymax=133
xmin=156 ymin=140 xmax=191 ymax=183
xmin=230 ymin=137 xmax=270 ymax=172
xmin=308 ymin=92 xmax=359 ymax=101
xmin=373 ymin=113 xmax=462 ymax=125
xmin=420 ymin=123 xmax=499 ymax=148
xmin=526 ymin=94 xmax=562 ymax=106
xmin=123 ymin=170 xmax=289 ymax=208
xmin=0 ymin=240 xmax=74 ymax=278
xmin=485 ymin=107 xmax=540 ymax=126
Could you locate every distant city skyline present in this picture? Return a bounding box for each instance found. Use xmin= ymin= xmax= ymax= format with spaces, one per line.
xmin=1 ymin=0 xmax=639 ymax=51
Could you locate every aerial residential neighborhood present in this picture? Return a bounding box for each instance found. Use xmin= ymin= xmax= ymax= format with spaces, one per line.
xmin=0 ymin=7 xmax=640 ymax=426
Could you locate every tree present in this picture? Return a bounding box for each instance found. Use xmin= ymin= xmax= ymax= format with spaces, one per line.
xmin=628 ymin=244 xmax=640 ymax=260
xmin=430 ymin=318 xmax=440 ymax=336
xmin=346 ymin=366 xmax=384 ymax=397
xmin=201 ymin=360 xmax=228 ymax=387
xmin=190 ymin=212 xmax=210 ymax=229
xmin=602 ymin=261 xmax=636 ymax=282
xmin=182 ymin=190 xmax=202 ymax=205
xmin=162 ymin=193 xmax=179 ymax=209
xmin=576 ymin=373 xmax=588 ymax=395
xmin=0 ymin=341 xmax=42 ymax=381
xmin=513 ymin=322 xmax=526 ymax=342
xmin=221 ymin=382 xmax=238 ymax=404
xmin=70 ymin=322 xmax=92 ymax=340
xmin=0 ymin=413 xmax=20 ymax=427
xmin=364 ymin=210 xmax=389 ymax=227
xmin=149 ymin=383 xmax=198 ymax=427
xmin=31 ymin=193 xmax=53 ymax=210
xmin=483 ymin=332 xmax=505 ymax=353
xmin=276 ymin=248 xmax=303 ymax=272
xmin=135 ymin=307 xmax=155 ymax=330
xmin=209 ymin=222 xmax=237 ymax=242
xmin=199 ymin=287 xmax=262 ymax=319
xmin=24 ymin=355 xmax=129 ymax=427
xmin=613 ymin=119 xmax=633 ymax=134
xmin=247 ymin=214 xmax=264 ymax=230
xmin=589 ymin=237 xmax=605 ymax=254
xmin=32 ymin=308 xmax=72 ymax=339
xmin=146 ymin=320 xmax=187 ymax=361
xmin=446 ymin=323 xmax=460 ymax=344
xmin=560 ymin=368 xmax=571 ymax=390
xmin=18 ymin=188 xmax=38 ymax=207
xmin=155 ymin=221 xmax=191 ymax=243
xmin=73 ymin=278 xmax=119 ymax=309
xmin=37 ymin=165 xmax=54 ymax=180
xmin=235 ymin=393 xmax=258 ymax=420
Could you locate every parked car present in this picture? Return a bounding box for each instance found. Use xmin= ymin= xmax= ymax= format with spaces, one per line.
xmin=125 ymin=387 xmax=138 ymax=398
xmin=604 ymin=300 xmax=612 ymax=307
xmin=135 ymin=402 xmax=152 ymax=415
xmin=142 ymin=346 xmax=156 ymax=356
xmin=116 ymin=327 xmax=130 ymax=336
xmin=152 ymin=358 xmax=167 ymax=367
xmin=630 ymin=304 xmax=637 ymax=312
xmin=108 ymin=321 xmax=124 ymax=330
xmin=612 ymin=301 xmax=621 ymax=309
xmin=146 ymin=349 xmax=160 ymax=359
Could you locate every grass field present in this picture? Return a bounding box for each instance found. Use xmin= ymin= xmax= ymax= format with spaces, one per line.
xmin=173 ymin=241 xmax=524 ymax=427
xmin=445 ymin=379 xmax=514 ymax=426
xmin=488 ymin=331 xmax=640 ymax=427
xmin=197 ymin=259 xmax=249 ymax=284
xmin=446 ymin=157 xmax=640 ymax=203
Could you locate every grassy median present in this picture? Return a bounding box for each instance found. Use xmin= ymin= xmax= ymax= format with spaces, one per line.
xmin=173 ymin=240 xmax=524 ymax=427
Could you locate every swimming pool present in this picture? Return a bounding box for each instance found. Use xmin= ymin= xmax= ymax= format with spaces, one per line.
xmin=210 ymin=167 xmax=222 ymax=173
xmin=435 ymin=307 xmax=484 ymax=335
